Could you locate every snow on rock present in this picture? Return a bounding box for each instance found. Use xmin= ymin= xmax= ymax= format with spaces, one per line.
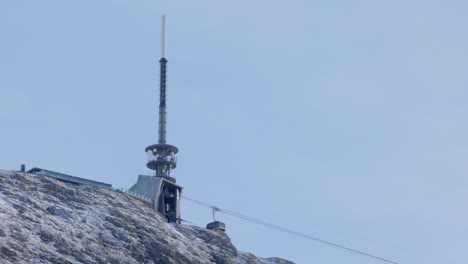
xmin=0 ymin=170 xmax=294 ymax=264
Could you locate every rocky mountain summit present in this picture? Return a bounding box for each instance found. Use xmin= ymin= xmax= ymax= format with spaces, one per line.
xmin=0 ymin=170 xmax=294 ymax=264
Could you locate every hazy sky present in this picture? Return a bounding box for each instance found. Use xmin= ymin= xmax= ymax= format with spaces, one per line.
xmin=2 ymin=1 xmax=468 ymax=263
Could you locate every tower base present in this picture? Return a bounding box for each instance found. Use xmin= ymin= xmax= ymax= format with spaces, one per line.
xmin=129 ymin=175 xmax=183 ymax=223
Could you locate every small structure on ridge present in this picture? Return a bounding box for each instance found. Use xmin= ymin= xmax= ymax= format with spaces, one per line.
xmin=27 ymin=167 xmax=112 ymax=190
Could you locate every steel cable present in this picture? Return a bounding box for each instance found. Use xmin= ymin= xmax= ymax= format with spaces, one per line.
xmin=182 ymin=196 xmax=399 ymax=264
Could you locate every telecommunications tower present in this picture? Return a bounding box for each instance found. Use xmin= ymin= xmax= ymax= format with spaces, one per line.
xmin=129 ymin=15 xmax=183 ymax=223
xmin=144 ymin=15 xmax=179 ymax=179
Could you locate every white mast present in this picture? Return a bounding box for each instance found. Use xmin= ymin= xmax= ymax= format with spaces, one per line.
xmin=161 ymin=15 xmax=167 ymax=58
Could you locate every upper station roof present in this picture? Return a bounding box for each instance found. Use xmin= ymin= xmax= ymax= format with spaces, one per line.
xmin=27 ymin=167 xmax=112 ymax=189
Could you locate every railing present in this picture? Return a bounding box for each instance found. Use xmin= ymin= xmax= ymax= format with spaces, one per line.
xmin=34 ymin=170 xmax=112 ymax=189
xmin=119 ymin=188 xmax=154 ymax=203
xmin=147 ymin=154 xmax=177 ymax=163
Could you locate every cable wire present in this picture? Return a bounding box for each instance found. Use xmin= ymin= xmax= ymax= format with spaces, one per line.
xmin=182 ymin=196 xmax=399 ymax=264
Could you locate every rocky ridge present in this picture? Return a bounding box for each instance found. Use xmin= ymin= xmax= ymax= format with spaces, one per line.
xmin=0 ymin=170 xmax=294 ymax=264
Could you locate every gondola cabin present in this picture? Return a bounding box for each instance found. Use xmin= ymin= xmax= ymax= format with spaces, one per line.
xmin=206 ymin=221 xmax=226 ymax=232
xmin=206 ymin=207 xmax=226 ymax=232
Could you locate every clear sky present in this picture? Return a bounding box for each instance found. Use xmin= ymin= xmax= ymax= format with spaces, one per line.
xmin=2 ymin=1 xmax=468 ymax=263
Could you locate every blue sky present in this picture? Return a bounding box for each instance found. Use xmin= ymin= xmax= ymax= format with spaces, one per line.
xmin=2 ymin=0 xmax=468 ymax=263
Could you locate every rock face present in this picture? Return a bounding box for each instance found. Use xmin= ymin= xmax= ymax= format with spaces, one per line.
xmin=0 ymin=170 xmax=294 ymax=264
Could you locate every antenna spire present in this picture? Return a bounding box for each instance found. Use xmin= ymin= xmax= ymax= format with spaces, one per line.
xmin=158 ymin=15 xmax=168 ymax=143
xmin=161 ymin=15 xmax=167 ymax=59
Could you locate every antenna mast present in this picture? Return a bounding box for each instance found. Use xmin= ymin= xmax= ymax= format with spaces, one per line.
xmin=145 ymin=15 xmax=179 ymax=180
xmin=159 ymin=15 xmax=168 ymax=144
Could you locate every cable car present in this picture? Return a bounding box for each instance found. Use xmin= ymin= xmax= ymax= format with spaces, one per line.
xmin=206 ymin=207 xmax=226 ymax=232
xmin=206 ymin=221 xmax=226 ymax=232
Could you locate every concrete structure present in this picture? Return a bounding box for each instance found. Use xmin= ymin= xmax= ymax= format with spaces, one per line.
xmin=130 ymin=15 xmax=183 ymax=223
xmin=129 ymin=175 xmax=182 ymax=223
xmin=27 ymin=167 xmax=113 ymax=190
